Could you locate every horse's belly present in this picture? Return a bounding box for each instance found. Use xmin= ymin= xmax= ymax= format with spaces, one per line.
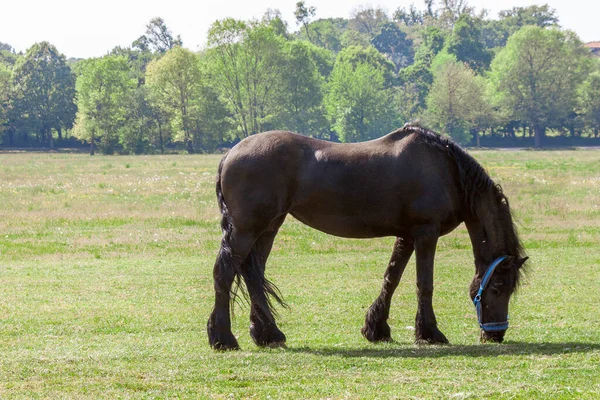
xmin=289 ymin=207 xmax=401 ymax=238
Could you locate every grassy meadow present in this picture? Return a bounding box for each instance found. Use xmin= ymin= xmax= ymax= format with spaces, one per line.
xmin=0 ymin=149 xmax=599 ymax=398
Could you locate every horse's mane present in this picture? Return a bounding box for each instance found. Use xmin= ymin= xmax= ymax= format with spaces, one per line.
xmin=397 ymin=124 xmax=527 ymax=289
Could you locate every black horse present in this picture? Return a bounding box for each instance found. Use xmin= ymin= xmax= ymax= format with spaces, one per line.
xmin=207 ymin=125 xmax=528 ymax=350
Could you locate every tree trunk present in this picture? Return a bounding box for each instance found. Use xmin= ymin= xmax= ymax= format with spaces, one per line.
xmin=158 ymin=121 xmax=165 ymax=155
xmin=90 ymin=129 xmax=95 ymax=156
xmin=184 ymin=128 xmax=194 ymax=154
xmin=533 ymin=125 xmax=544 ymax=148
xmin=472 ymin=128 xmax=480 ymax=148
xmin=49 ymin=128 xmax=54 ymax=150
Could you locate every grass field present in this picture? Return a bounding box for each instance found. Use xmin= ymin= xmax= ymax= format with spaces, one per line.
xmin=0 ymin=149 xmax=599 ymax=398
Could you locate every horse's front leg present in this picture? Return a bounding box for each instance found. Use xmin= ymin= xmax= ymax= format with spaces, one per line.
xmin=362 ymin=237 xmax=414 ymax=342
xmin=414 ymin=228 xmax=449 ymax=344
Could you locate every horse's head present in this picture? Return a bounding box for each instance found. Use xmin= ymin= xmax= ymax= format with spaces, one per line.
xmin=469 ymin=256 xmax=528 ymax=343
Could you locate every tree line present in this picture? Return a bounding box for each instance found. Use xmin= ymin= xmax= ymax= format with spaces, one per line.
xmin=1 ymin=1 xmax=600 ymax=153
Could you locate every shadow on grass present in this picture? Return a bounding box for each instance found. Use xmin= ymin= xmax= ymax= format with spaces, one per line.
xmin=286 ymin=341 xmax=600 ymax=358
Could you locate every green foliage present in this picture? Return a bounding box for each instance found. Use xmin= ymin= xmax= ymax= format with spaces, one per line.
xmin=447 ymin=14 xmax=492 ymax=73
xmin=397 ymin=60 xmax=434 ymax=114
xmin=299 ymin=18 xmax=348 ymax=53
xmin=578 ymin=69 xmax=600 ymax=137
xmin=482 ymin=5 xmax=559 ymax=49
xmin=207 ymin=18 xmax=287 ymax=138
xmin=349 ymin=6 xmax=389 ymax=36
xmin=11 ymin=42 xmax=76 ymax=147
xmin=413 ymin=26 xmax=447 ymax=65
xmin=145 ymin=47 xmax=202 ymax=153
xmin=371 ymin=22 xmax=414 ymax=70
xmin=134 ymin=17 xmax=183 ymax=54
xmin=335 ymin=45 xmax=396 ymax=87
xmin=294 ymin=1 xmax=317 ymax=43
xmin=393 ymin=4 xmax=425 ymax=27
xmin=0 ymin=62 xmax=11 ymax=132
xmin=3 ymin=9 xmax=600 ymax=151
xmin=325 ymin=60 xmax=398 ymax=142
xmin=273 ymin=40 xmax=329 ymax=137
xmin=118 ymin=86 xmax=155 ymax=154
xmin=425 ymin=54 xmax=488 ymax=144
xmin=488 ymin=26 xmax=591 ymax=147
xmin=498 ymin=4 xmax=559 ymax=30
xmin=73 ymin=55 xmax=136 ymax=154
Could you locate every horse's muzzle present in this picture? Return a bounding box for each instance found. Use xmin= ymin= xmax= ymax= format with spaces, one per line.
xmin=480 ymin=330 xmax=505 ymax=343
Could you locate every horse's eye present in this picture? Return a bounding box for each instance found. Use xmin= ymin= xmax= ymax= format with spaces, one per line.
xmin=490 ymin=282 xmax=503 ymax=295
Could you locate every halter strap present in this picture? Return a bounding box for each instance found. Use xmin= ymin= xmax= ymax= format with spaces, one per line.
xmin=473 ymin=256 xmax=509 ymax=332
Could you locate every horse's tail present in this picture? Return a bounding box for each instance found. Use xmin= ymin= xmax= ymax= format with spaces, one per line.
xmin=214 ymin=153 xmax=244 ymax=312
xmin=215 ymin=153 xmax=287 ymax=316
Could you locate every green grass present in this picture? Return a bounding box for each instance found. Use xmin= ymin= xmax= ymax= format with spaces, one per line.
xmin=0 ymin=151 xmax=599 ymax=398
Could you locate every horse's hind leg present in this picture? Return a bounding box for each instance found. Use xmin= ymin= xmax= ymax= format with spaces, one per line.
xmin=207 ymin=232 xmax=255 ymax=350
xmin=362 ymin=237 xmax=414 ymax=342
xmin=242 ymin=220 xmax=287 ymax=347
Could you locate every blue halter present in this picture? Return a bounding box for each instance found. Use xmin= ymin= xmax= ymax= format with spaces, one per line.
xmin=473 ymin=256 xmax=509 ymax=332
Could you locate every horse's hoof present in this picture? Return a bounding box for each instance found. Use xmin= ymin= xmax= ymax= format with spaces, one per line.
xmin=212 ymin=341 xmax=241 ymax=351
xmin=266 ymin=341 xmax=287 ymax=349
xmin=480 ymin=330 xmax=505 ymax=344
xmin=207 ymin=323 xmax=240 ymax=350
xmin=361 ymin=324 xmax=393 ymax=343
xmin=208 ymin=331 xmax=240 ymax=351
xmin=250 ymin=322 xmax=287 ymax=347
xmin=415 ymin=328 xmax=449 ymax=345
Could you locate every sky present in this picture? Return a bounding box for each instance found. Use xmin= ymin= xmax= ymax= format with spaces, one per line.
xmin=2 ymin=0 xmax=599 ymax=59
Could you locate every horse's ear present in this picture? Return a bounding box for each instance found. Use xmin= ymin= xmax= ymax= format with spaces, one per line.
xmin=501 ymin=256 xmax=516 ymax=269
xmin=516 ymin=257 xmax=529 ymax=269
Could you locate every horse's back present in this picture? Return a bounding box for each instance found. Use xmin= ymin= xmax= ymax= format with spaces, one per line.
xmin=219 ymin=129 xmax=463 ymax=238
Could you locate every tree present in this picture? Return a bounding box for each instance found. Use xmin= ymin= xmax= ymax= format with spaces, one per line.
xmin=424 ymin=52 xmax=488 ymax=144
xmin=349 ymin=6 xmax=389 ymax=37
xmin=482 ymin=5 xmax=559 ymax=49
xmin=11 ymin=42 xmax=76 ymax=148
xmin=262 ymin=9 xmax=290 ymax=38
xmin=371 ymin=22 xmax=414 ymax=71
xmin=0 ymin=43 xmax=19 ymax=67
xmin=294 ymin=1 xmax=317 ymax=43
xmin=111 ymin=45 xmax=154 ymax=86
xmin=0 ymin=62 xmax=11 ymax=136
xmin=447 ymin=14 xmax=491 ymax=73
xmin=297 ymin=18 xmax=347 ymax=53
xmin=335 ymin=45 xmax=396 ymax=87
xmin=498 ymin=4 xmax=558 ymax=29
xmin=206 ymin=18 xmax=286 ymax=138
xmin=393 ymin=4 xmax=425 ymax=27
xmin=414 ymin=26 xmax=447 ymax=65
xmin=145 ymin=47 xmax=202 ymax=153
xmin=488 ymin=26 xmax=590 ymax=147
xmin=0 ymin=42 xmax=13 ymax=52
xmin=118 ymin=86 xmax=155 ymax=154
xmin=274 ymin=40 xmax=329 ymax=137
xmin=134 ymin=17 xmax=183 ymax=54
xmin=578 ymin=70 xmax=600 ymax=137
xmin=436 ymin=0 xmax=474 ymax=29
xmin=325 ymin=59 xmax=398 ymax=142
xmin=74 ymin=55 xmax=135 ymax=154
xmin=396 ymin=26 xmax=446 ymax=115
